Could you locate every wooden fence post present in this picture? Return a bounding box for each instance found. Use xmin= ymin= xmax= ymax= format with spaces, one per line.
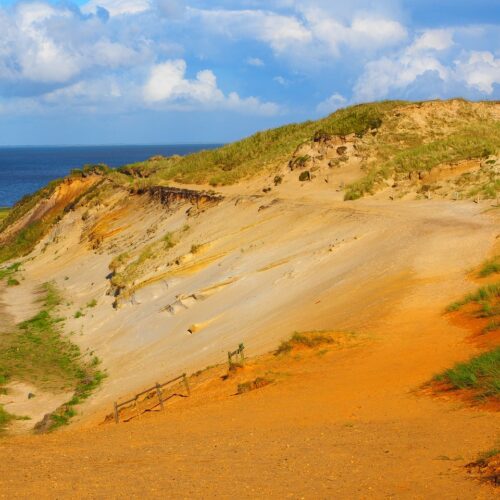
xmin=183 ymin=373 xmax=191 ymax=396
xmin=155 ymin=383 xmax=165 ymax=411
xmin=239 ymin=343 xmax=245 ymax=363
xmin=228 ymin=351 xmax=232 ymax=368
xmin=114 ymin=402 xmax=119 ymax=424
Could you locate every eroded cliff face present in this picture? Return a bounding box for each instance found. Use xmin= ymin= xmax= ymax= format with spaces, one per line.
xmin=0 ymin=99 xmax=498 ymax=431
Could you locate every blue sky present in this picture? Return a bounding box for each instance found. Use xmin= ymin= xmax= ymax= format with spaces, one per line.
xmin=0 ymin=0 xmax=498 ymax=145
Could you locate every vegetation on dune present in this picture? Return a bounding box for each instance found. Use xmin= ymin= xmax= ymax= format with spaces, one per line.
xmin=119 ymin=101 xmax=405 ymax=186
xmin=433 ymin=347 xmax=500 ymax=399
xmin=0 ymin=165 xmax=109 ymax=265
xmin=446 ymin=280 xmax=500 ymax=335
xmin=0 ymin=283 xmax=105 ymax=432
xmin=237 ymin=377 xmax=274 ymax=394
xmin=446 ymin=282 xmax=500 ymax=313
xmin=0 ymin=207 xmax=9 ymax=223
xmin=275 ymin=331 xmax=336 ymax=355
xmin=479 ymin=256 xmax=500 ymax=278
xmin=344 ymin=112 xmax=500 ymax=200
xmin=0 ymin=179 xmax=63 ymax=235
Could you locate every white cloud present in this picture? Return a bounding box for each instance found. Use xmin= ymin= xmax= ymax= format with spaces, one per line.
xmin=354 ymin=29 xmax=454 ymax=101
xmin=192 ymin=6 xmax=406 ymax=62
xmin=246 ymin=57 xmax=264 ymax=67
xmin=82 ymin=0 xmax=152 ymax=16
xmin=190 ymin=8 xmax=312 ymax=54
xmin=353 ymin=27 xmax=500 ymax=101
xmin=411 ymin=29 xmax=454 ymax=52
xmin=316 ymin=93 xmax=346 ymax=114
xmin=455 ymin=51 xmax=500 ymax=94
xmin=143 ymin=59 xmax=279 ymax=115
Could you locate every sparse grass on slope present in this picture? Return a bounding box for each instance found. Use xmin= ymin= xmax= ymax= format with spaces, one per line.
xmin=275 ymin=331 xmax=336 ymax=355
xmin=344 ymin=105 xmax=500 ymax=200
xmin=446 ymin=283 xmax=500 ymax=312
xmin=0 ymin=283 xmax=105 ymax=432
xmin=120 ymin=101 xmax=404 ymax=186
xmin=433 ymin=347 xmax=500 ymax=399
xmin=479 ymin=256 xmax=500 ymax=277
xmin=0 ymin=208 xmax=9 ymax=223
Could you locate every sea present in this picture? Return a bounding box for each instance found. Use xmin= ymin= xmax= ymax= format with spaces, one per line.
xmin=0 ymin=144 xmax=220 ymax=207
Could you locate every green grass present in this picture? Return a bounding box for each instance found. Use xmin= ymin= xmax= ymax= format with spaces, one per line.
xmin=0 ymin=179 xmax=62 ymax=234
xmin=344 ymin=108 xmax=500 ymax=200
xmin=0 ymin=282 xmax=105 ymax=432
xmin=0 ymin=207 xmax=10 ymax=223
xmin=0 ymin=262 xmax=21 ymax=281
xmin=479 ymin=256 xmax=500 ymax=277
xmin=446 ymin=282 xmax=500 ymax=312
xmin=0 ymin=219 xmax=50 ymax=264
xmin=434 ymin=347 xmax=500 ymax=398
xmin=119 ymin=101 xmax=404 ymax=186
xmin=275 ymin=331 xmax=336 ymax=355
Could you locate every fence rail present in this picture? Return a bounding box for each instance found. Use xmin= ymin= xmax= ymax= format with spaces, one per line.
xmin=113 ymin=373 xmax=190 ymax=424
xmin=228 ymin=343 xmax=245 ymax=368
xmin=112 ymin=343 xmax=245 ymax=424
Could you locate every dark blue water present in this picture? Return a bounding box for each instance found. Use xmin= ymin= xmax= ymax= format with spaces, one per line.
xmin=0 ymin=144 xmax=220 ymax=207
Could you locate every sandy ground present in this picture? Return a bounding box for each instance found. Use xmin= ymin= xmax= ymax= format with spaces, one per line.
xmin=0 ymin=298 xmax=497 ymax=497
xmin=0 ymin=185 xmax=498 ymax=496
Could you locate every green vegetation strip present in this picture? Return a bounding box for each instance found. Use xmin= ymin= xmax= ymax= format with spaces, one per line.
xmin=479 ymin=255 xmax=500 ymax=278
xmin=0 ymin=207 xmax=10 ymax=223
xmin=447 ymin=282 xmax=500 ymax=312
xmin=434 ymin=347 xmax=500 ymax=398
xmin=119 ymin=101 xmax=403 ymax=186
xmin=0 ymin=282 xmax=105 ymax=432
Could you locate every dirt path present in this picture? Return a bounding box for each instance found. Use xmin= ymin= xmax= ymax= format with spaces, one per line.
xmin=0 ymin=274 xmax=498 ymax=497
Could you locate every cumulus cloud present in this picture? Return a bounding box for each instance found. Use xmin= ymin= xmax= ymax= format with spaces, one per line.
xmin=143 ymin=60 xmax=279 ymax=114
xmin=455 ymin=51 xmax=500 ymax=94
xmin=190 ymin=8 xmax=312 ymax=54
xmin=353 ymin=28 xmax=500 ymax=101
xmin=316 ymin=93 xmax=347 ymax=114
xmin=191 ymin=5 xmax=406 ymax=62
xmin=353 ymin=29 xmax=453 ymax=101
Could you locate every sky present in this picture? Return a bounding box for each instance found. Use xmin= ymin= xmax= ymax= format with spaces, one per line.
xmin=0 ymin=0 xmax=498 ymax=145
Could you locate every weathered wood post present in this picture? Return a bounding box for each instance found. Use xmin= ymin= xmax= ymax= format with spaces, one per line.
xmin=227 ymin=350 xmax=233 ymax=368
xmin=114 ymin=402 xmax=119 ymax=424
xmin=239 ymin=343 xmax=245 ymax=363
xmin=183 ymin=373 xmax=190 ymax=396
xmin=155 ymin=383 xmax=165 ymax=411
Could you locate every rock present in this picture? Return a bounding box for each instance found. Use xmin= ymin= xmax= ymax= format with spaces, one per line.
xmin=299 ymin=171 xmax=311 ymax=182
xmin=336 ymin=146 xmax=348 ymax=155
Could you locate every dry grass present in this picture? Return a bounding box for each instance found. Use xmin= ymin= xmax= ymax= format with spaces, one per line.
xmin=275 ymin=331 xmax=336 ymax=355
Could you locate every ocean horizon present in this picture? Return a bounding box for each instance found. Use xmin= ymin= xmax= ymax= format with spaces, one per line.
xmin=0 ymin=144 xmax=220 ymax=207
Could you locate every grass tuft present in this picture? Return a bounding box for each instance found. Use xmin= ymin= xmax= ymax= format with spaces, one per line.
xmin=434 ymin=347 xmax=500 ymax=398
xmin=479 ymin=256 xmax=500 ymax=278
xmin=237 ymin=377 xmax=273 ymax=394
xmin=275 ymin=331 xmax=335 ymax=356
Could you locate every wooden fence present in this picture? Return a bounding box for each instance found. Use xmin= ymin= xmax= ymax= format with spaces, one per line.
xmin=113 ymin=373 xmax=190 ymax=424
xmin=112 ymin=343 xmax=246 ymax=424
xmin=228 ymin=343 xmax=245 ymax=368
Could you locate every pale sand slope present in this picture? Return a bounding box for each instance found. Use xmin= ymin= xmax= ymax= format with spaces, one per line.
xmin=0 ymin=190 xmax=499 ymax=496
xmin=2 ymin=193 xmax=497 ymax=425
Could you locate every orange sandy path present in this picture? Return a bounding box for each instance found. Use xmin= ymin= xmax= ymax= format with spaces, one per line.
xmin=1 ymin=300 xmax=498 ymax=499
